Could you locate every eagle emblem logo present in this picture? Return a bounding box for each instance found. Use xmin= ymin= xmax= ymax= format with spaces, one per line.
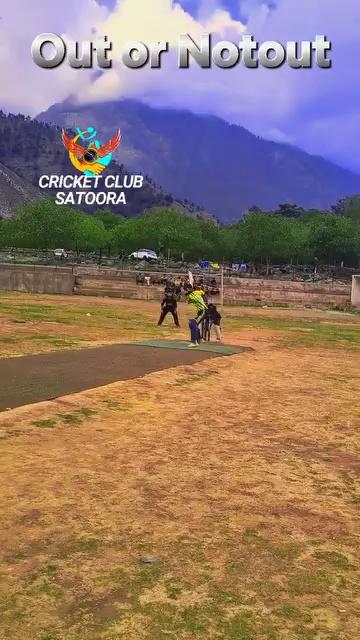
xmin=61 ymin=126 xmax=121 ymax=176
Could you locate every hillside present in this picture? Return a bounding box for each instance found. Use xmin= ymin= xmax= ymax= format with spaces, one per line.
xmin=0 ymin=111 xmax=205 ymax=218
xmin=0 ymin=161 xmax=39 ymax=219
xmin=38 ymin=99 xmax=360 ymax=222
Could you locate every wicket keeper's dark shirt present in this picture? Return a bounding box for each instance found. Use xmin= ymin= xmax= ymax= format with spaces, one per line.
xmin=162 ymin=293 xmax=177 ymax=310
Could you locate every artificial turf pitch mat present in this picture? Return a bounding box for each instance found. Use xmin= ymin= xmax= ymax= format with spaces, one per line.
xmin=0 ymin=342 xmax=251 ymax=411
xmin=135 ymin=340 xmax=251 ymax=356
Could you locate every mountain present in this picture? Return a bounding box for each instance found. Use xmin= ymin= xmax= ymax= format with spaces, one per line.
xmin=0 ymin=161 xmax=39 ymax=219
xmin=38 ymin=99 xmax=360 ymax=222
xmin=0 ymin=111 xmax=205 ymax=218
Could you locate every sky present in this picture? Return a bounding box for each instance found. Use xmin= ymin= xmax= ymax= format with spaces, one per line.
xmin=0 ymin=0 xmax=359 ymax=173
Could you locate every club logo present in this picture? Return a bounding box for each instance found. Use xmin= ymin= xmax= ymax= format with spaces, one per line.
xmin=39 ymin=125 xmax=143 ymax=206
xmin=61 ymin=126 xmax=121 ymax=176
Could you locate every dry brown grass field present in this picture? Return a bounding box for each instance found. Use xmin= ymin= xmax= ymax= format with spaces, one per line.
xmin=0 ymin=292 xmax=359 ymax=640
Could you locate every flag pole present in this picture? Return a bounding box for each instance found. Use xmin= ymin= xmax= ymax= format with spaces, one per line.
xmin=220 ymin=264 xmax=224 ymax=310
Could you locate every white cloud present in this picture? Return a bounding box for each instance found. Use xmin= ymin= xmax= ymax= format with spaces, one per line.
xmin=0 ymin=0 xmax=109 ymax=114
xmin=264 ymin=128 xmax=294 ymax=145
xmin=1 ymin=0 xmax=360 ymax=172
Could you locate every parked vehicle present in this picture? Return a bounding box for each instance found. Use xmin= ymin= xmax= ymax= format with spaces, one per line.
xmin=128 ymin=249 xmax=158 ymax=262
xmin=53 ymin=249 xmax=68 ymax=259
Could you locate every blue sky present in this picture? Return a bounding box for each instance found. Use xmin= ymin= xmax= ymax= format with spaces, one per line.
xmin=173 ymin=0 xmax=240 ymax=16
xmin=101 ymin=0 xmax=239 ymax=14
xmin=101 ymin=0 xmax=273 ymax=21
xmin=1 ymin=0 xmax=359 ymax=174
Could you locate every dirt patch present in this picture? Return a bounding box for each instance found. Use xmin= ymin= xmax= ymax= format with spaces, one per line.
xmin=0 ymin=294 xmax=359 ymax=640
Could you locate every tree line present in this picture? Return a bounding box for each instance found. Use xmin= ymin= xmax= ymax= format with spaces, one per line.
xmin=0 ymin=197 xmax=360 ymax=267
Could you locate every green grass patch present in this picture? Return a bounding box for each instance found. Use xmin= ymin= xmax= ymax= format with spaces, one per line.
xmin=102 ymin=399 xmax=123 ymax=410
xmin=76 ymin=407 xmax=97 ymax=417
xmin=27 ymin=578 xmax=62 ymax=599
xmin=288 ymin=570 xmax=332 ymax=595
xmin=226 ymin=315 xmax=360 ymax=349
xmin=32 ymin=408 xmax=97 ymax=430
xmin=277 ymin=604 xmax=313 ymax=624
xmin=32 ymin=419 xmax=57 ymax=429
xmin=134 ymin=564 xmax=163 ymax=591
xmin=46 ymin=339 xmax=81 ymax=348
xmin=271 ymin=542 xmax=304 ymax=562
xmin=73 ymin=537 xmax=101 ymax=554
xmin=0 ymin=593 xmax=18 ymax=613
xmin=293 ymin=626 xmax=318 ymax=640
xmin=45 ymin=564 xmax=58 ymax=576
xmin=243 ymin=527 xmax=260 ymax=538
xmin=181 ymin=606 xmax=209 ymax=635
xmin=219 ymin=610 xmax=256 ymax=640
xmin=0 ymin=299 xmax=165 ymax=347
xmin=164 ymin=577 xmax=190 ymax=600
xmin=39 ymin=633 xmax=60 ymax=640
xmin=313 ymin=550 xmax=353 ymax=570
xmin=60 ymin=413 xmax=83 ymax=426
xmin=171 ymin=370 xmax=219 ymax=387
xmin=57 ymin=536 xmax=101 ymax=559
xmin=57 ymin=408 xmax=97 ymax=427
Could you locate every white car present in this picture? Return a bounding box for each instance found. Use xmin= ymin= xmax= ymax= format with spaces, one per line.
xmin=54 ymin=249 xmax=68 ymax=258
xmin=129 ymin=249 xmax=158 ymax=262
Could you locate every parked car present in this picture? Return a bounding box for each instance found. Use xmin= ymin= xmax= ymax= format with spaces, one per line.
xmin=128 ymin=249 xmax=158 ymax=262
xmin=53 ymin=249 xmax=68 ymax=259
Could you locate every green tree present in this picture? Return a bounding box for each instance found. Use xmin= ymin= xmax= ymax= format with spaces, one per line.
xmin=6 ymin=199 xmax=107 ymax=253
xmin=73 ymin=216 xmax=108 ymax=253
xmin=93 ymin=211 xmax=124 ymax=231
xmin=130 ymin=208 xmax=203 ymax=260
xmin=197 ymin=219 xmax=222 ymax=260
xmin=9 ymin=199 xmax=79 ymax=249
xmin=287 ymin=219 xmax=312 ymax=264
xmin=0 ymin=219 xmax=16 ymax=248
xmin=110 ymin=218 xmax=137 ymax=255
xmin=219 ymin=225 xmax=239 ymax=262
xmin=337 ymin=196 xmax=360 ymax=224
xmin=3 ymin=201 xmax=359 ymax=270
xmin=306 ymin=214 xmax=360 ymax=265
xmin=231 ymin=213 xmax=293 ymax=272
xmin=274 ymin=203 xmax=305 ymax=218
xmin=247 ymin=205 xmax=262 ymax=214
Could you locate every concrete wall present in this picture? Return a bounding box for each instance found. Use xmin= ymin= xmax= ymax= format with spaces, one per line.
xmin=0 ymin=264 xmax=75 ymax=295
xmin=0 ymin=263 xmax=352 ymax=307
xmin=351 ymin=275 xmax=360 ymax=308
xmin=225 ymin=277 xmax=351 ymax=307
xmin=73 ymin=267 xmax=351 ymax=308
